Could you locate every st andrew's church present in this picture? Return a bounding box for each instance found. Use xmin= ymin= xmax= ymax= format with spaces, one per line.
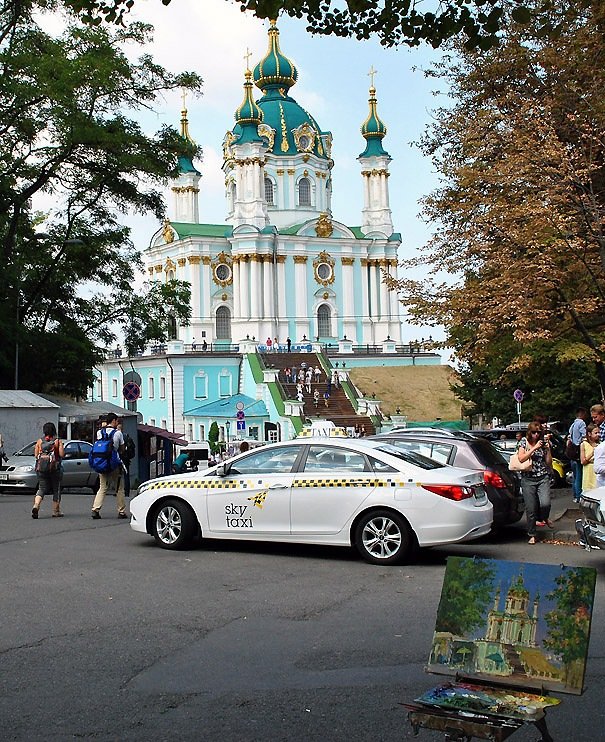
xmin=147 ymin=20 xmax=402 ymax=347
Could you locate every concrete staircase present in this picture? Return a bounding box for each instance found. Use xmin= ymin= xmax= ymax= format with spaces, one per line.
xmin=261 ymin=351 xmax=376 ymax=435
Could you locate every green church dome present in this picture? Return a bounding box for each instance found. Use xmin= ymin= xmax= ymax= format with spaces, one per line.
xmin=359 ymin=85 xmax=389 ymax=158
xmin=231 ymin=22 xmax=331 ymax=160
xmin=234 ymin=70 xmax=264 ymax=145
xmin=253 ymin=20 xmax=298 ymax=92
xmin=177 ymin=103 xmax=200 ymax=175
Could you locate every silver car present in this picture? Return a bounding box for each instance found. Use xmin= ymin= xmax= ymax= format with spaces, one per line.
xmin=0 ymin=440 xmax=99 ymax=493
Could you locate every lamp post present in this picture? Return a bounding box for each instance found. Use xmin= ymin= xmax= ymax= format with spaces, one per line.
xmin=225 ymin=420 xmax=230 ymax=443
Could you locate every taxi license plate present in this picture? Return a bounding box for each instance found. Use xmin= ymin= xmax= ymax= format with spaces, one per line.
xmin=473 ymin=485 xmax=487 ymax=502
xmin=0 ymin=473 xmax=8 ymax=480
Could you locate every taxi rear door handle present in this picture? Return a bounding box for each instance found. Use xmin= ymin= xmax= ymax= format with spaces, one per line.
xmin=268 ymin=483 xmax=289 ymax=490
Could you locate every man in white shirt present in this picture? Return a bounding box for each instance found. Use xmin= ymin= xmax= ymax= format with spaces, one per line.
xmin=593 ymin=440 xmax=605 ymax=489
xmin=91 ymin=413 xmax=127 ymax=519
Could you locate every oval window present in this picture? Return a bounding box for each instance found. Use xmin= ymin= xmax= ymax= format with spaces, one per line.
xmin=317 ymin=263 xmax=332 ymax=280
xmin=215 ymin=263 xmax=231 ymax=282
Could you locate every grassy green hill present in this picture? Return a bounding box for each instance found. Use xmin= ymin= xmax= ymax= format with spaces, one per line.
xmin=348 ymin=365 xmax=464 ymax=422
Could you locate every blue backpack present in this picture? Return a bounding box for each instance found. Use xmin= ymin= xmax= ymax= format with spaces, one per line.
xmin=89 ymin=428 xmax=121 ymax=474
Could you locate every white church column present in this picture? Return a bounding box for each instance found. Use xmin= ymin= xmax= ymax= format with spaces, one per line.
xmin=240 ymin=255 xmax=250 ymax=319
xmin=250 ymin=255 xmax=260 ymax=322
xmin=388 ymin=259 xmax=402 ymax=340
xmin=360 ymin=258 xmax=371 ymax=343
xmin=232 ymin=256 xmax=241 ymax=320
xmin=201 ymin=256 xmax=212 ymax=326
xmin=276 ymin=255 xmax=287 ymax=337
xmin=294 ymin=255 xmax=308 ymax=338
xmin=379 ymin=258 xmax=390 ymax=321
xmin=341 ymin=257 xmax=356 ymax=340
xmin=187 ymin=255 xmax=201 ymax=331
xmin=262 ymin=256 xmax=273 ymax=319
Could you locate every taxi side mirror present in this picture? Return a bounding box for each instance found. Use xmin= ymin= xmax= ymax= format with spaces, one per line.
xmin=216 ymin=463 xmax=226 ymax=477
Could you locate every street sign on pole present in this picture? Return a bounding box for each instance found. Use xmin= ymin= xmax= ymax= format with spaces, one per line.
xmin=513 ymin=390 xmax=524 ymax=427
xmin=236 ymin=410 xmax=245 ymax=421
xmin=122 ymin=381 xmax=141 ymax=401
xmin=236 ymin=420 xmax=246 ymax=431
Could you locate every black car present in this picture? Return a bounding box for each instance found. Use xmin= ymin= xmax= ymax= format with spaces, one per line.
xmin=371 ymin=430 xmax=524 ymax=526
xmin=471 ymin=428 xmax=567 ymax=461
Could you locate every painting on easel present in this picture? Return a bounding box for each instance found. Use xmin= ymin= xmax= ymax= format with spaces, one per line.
xmin=427 ymin=558 xmax=596 ymax=695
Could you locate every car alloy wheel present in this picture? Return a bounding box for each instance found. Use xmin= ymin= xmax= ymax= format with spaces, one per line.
xmin=354 ymin=509 xmax=413 ymax=565
xmin=152 ymin=498 xmax=196 ymax=550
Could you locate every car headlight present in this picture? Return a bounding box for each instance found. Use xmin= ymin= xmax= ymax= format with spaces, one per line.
xmin=15 ymin=465 xmax=34 ymax=473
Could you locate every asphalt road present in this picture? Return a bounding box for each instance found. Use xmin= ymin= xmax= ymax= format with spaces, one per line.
xmin=1 ymin=489 xmax=604 ymax=741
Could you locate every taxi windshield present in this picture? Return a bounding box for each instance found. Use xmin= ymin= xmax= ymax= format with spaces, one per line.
xmin=372 ymin=443 xmax=445 ymax=470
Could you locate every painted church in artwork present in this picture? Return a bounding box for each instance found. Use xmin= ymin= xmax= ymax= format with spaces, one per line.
xmin=145 ymin=20 xmax=403 ymax=347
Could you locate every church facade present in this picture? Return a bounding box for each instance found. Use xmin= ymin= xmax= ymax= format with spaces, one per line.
xmin=145 ymin=20 xmax=403 ymax=348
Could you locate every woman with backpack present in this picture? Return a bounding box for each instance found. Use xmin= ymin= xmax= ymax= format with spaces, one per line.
xmin=31 ymin=422 xmax=64 ymax=519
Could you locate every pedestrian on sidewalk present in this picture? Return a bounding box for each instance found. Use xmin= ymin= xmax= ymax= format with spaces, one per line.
xmin=593 ymin=435 xmax=605 ymax=487
xmin=590 ymin=403 xmax=605 ymax=441
xmin=581 ymin=424 xmax=600 ymax=494
xmin=31 ymin=422 xmax=64 ymax=519
xmin=91 ymin=413 xmax=127 ymax=520
xmin=313 ymin=389 xmax=320 ymax=408
xmin=287 ymin=336 xmax=292 ymax=352
xmin=568 ymin=407 xmax=587 ymax=502
xmin=314 ymin=365 xmax=321 ymax=383
xmin=285 ymin=367 xmax=292 ymax=383
xmin=324 ymin=390 xmax=330 ymax=408
xmin=517 ymin=422 xmax=553 ymax=544
xmin=305 ymin=367 xmax=312 ymax=393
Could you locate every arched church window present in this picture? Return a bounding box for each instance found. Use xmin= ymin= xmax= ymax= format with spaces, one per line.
xmin=264 ymin=177 xmax=274 ymax=205
xmin=317 ymin=304 xmax=331 ymax=337
xmin=298 ymin=177 xmax=311 ymax=206
xmin=230 ymin=182 xmax=236 ymax=207
xmin=215 ymin=306 xmax=231 ymax=340
xmin=167 ymin=269 xmax=175 ymax=281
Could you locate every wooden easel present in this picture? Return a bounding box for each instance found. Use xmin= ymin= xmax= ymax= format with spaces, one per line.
xmin=405 ymin=558 xmax=596 ymax=742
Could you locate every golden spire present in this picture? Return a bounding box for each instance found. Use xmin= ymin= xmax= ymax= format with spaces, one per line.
xmin=180 ymin=87 xmax=195 ymax=144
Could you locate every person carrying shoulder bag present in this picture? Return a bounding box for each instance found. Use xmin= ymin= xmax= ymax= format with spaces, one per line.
xmin=517 ymin=421 xmax=553 ymax=544
xmin=31 ymin=422 xmax=64 ymax=519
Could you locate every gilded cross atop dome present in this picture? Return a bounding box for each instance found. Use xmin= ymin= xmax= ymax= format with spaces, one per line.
xmin=180 ymin=87 xmax=195 ymax=144
xmin=368 ymin=65 xmax=377 ymax=88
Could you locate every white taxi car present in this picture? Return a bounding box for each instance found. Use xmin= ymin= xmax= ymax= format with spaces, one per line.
xmin=130 ymin=438 xmax=493 ymax=565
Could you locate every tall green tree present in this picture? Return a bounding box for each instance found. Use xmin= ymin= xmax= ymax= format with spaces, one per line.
xmin=436 ymin=557 xmax=495 ymax=636
xmin=450 ymin=329 xmax=602 ymax=424
xmin=391 ymin=0 xmax=605 ymax=398
xmin=208 ymin=421 xmax=220 ymax=453
xmin=1 ymin=1 xmax=202 ymax=395
xmin=66 ymin=0 xmax=591 ymax=49
xmin=543 ymin=567 xmax=596 ymax=688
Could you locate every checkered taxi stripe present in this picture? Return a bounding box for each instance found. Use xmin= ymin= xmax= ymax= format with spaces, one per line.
xmin=142 ymin=477 xmax=407 ymax=492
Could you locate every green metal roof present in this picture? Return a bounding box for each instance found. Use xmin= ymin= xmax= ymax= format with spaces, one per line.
xmin=171 ymin=223 xmax=233 ymax=239
xmin=184 ymin=393 xmax=268 ymax=418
